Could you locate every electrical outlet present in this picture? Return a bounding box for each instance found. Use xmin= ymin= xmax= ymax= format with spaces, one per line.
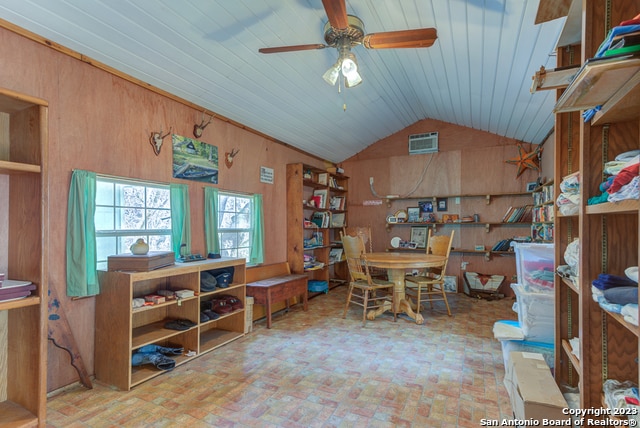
xmin=369 ymin=177 xmax=374 ymax=185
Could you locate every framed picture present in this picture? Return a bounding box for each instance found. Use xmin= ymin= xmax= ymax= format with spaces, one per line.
xmin=410 ymin=227 xmax=428 ymax=249
xmin=437 ymin=198 xmax=448 ymax=211
xmin=407 ymin=207 xmax=421 ymax=223
xmin=526 ymin=182 xmax=538 ymax=192
xmin=418 ymin=200 xmax=433 ymax=214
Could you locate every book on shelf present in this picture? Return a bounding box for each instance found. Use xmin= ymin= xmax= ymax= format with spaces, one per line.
xmin=329 ymin=248 xmax=344 ymax=264
xmin=329 ymin=196 xmax=345 ymax=211
xmin=317 ymin=173 xmax=328 ymax=185
xmin=311 ymin=211 xmax=330 ymax=228
xmin=313 ymin=189 xmax=328 ymax=209
xmin=502 ymin=205 xmax=533 ymax=223
xmin=331 ymin=212 xmax=345 ymax=228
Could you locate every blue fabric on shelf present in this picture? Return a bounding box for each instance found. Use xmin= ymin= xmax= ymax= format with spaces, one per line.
xmin=593 ymin=273 xmax=639 ymax=290
xmin=603 ymin=287 xmax=639 ymax=305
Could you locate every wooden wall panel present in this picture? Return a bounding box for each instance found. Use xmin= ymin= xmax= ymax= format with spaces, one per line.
xmin=343 ymin=115 xmax=540 ymax=296
xmin=0 ymin=26 xmax=325 ymax=391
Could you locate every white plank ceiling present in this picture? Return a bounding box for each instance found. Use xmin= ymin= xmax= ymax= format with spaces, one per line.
xmin=0 ymin=0 xmax=566 ymax=163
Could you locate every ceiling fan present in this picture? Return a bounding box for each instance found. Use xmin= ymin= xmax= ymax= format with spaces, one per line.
xmin=258 ymin=0 xmax=437 ymax=88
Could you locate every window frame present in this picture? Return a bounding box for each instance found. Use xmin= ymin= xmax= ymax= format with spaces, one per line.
xmin=94 ymin=176 xmax=172 ymax=269
xmin=217 ymin=191 xmax=254 ymax=263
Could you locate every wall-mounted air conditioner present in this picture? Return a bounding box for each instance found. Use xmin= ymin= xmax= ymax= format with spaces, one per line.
xmin=408 ymin=132 xmax=438 ymax=155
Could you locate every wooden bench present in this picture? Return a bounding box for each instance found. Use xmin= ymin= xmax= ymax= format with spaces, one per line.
xmin=246 ymin=262 xmax=308 ymax=329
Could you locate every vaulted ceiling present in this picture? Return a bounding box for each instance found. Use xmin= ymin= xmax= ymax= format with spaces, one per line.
xmin=0 ymin=0 xmax=566 ymax=163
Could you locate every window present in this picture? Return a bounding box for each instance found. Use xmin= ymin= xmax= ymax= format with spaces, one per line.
xmin=218 ymin=192 xmax=253 ymax=261
xmin=95 ymin=177 xmax=171 ymax=270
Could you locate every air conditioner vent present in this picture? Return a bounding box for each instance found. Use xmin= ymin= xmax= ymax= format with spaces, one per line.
xmin=408 ymin=132 xmax=438 ymax=155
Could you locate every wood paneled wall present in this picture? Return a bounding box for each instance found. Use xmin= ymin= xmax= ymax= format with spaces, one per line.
xmin=0 ymin=26 xmax=326 ymax=391
xmin=341 ymin=118 xmax=553 ymax=293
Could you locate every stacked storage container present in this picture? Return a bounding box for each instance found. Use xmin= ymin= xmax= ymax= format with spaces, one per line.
xmin=495 ymin=243 xmax=555 ymax=369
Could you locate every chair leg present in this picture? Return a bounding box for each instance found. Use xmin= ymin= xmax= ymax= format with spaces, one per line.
xmin=343 ymin=285 xmax=354 ymax=319
xmin=362 ymin=289 xmax=369 ymax=326
xmin=440 ymin=285 xmax=452 ymax=316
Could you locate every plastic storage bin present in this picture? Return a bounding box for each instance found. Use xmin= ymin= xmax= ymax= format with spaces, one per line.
xmin=511 ymin=283 xmax=555 ymax=344
xmin=513 ymin=242 xmax=555 ymax=290
xmin=308 ymin=280 xmax=328 ymax=293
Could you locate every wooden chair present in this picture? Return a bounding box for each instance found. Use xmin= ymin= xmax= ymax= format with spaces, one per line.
xmin=404 ymin=229 xmax=455 ymax=317
xmin=342 ymin=226 xmax=387 ymax=280
xmin=341 ymin=232 xmax=397 ymax=326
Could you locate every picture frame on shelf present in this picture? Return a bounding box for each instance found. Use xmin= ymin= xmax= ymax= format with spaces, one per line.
xmin=418 ymin=200 xmax=433 ymax=214
xmin=407 ymin=207 xmax=421 ymax=223
xmin=410 ymin=227 xmax=428 ymax=249
xmin=437 ymin=198 xmax=448 ymax=211
xmin=526 ymin=182 xmax=538 ymax=192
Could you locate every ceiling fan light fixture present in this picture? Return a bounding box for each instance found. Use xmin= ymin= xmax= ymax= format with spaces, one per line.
xmin=341 ymin=52 xmax=362 ymax=87
xmin=322 ymin=62 xmax=341 ymax=86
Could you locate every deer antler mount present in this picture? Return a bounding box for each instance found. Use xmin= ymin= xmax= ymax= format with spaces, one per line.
xmin=225 ymin=148 xmax=239 ymax=169
xmin=149 ymin=127 xmax=172 ymax=156
xmin=193 ymin=111 xmax=214 ymax=138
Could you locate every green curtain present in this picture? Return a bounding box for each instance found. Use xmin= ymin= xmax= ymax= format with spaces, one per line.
xmin=250 ymin=193 xmax=265 ymax=265
xmin=66 ymin=170 xmax=98 ymax=297
xmin=204 ymin=187 xmax=220 ymax=255
xmin=170 ymin=183 xmax=191 ymax=258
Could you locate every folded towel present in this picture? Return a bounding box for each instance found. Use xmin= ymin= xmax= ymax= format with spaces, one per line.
xmin=593 ymin=273 xmax=638 ymax=290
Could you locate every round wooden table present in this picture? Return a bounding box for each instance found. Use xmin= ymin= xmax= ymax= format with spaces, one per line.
xmin=364 ymin=252 xmax=446 ymax=324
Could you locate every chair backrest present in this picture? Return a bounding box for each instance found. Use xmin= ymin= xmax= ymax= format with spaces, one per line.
xmin=342 ymin=226 xmax=373 ymax=252
xmin=341 ymin=232 xmax=373 ymax=284
xmin=425 ymin=230 xmax=455 ymax=278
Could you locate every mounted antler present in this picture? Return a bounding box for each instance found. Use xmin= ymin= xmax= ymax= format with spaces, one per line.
xmin=193 ymin=111 xmax=214 ymax=138
xmin=149 ymin=127 xmax=172 ymax=156
xmin=225 ymin=148 xmax=239 ymax=168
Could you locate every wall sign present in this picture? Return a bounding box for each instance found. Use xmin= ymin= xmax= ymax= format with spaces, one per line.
xmin=260 ymin=166 xmax=274 ymax=184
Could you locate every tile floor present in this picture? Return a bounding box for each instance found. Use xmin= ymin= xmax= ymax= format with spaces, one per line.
xmin=46 ymin=286 xmax=518 ymax=427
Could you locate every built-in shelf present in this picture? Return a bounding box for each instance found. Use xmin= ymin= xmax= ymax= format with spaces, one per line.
xmin=554 ymin=56 xmax=640 ymax=114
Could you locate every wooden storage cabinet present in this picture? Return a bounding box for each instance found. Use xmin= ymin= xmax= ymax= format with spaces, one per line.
xmin=0 ymin=88 xmax=48 ymax=427
xmin=286 ymin=163 xmax=349 ymax=292
xmin=96 ymin=258 xmax=246 ymax=390
xmin=542 ymin=0 xmax=640 ymax=415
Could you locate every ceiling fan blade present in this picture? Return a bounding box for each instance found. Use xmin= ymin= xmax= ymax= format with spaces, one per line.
xmin=322 ymin=0 xmax=349 ymax=30
xmin=259 ymin=44 xmax=327 ymax=54
xmin=363 ymin=28 xmax=438 ymax=49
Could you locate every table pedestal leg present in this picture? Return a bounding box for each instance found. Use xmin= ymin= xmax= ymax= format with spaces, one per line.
xmin=366 ymin=268 xmax=423 ymax=324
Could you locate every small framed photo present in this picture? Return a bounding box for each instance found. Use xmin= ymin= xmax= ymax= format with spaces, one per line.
xmin=437 ymin=198 xmax=448 ymax=211
xmin=418 ymin=200 xmax=433 ymax=214
xmin=407 ymin=207 xmax=421 ymax=223
xmin=526 ymin=182 xmax=538 ymax=192
xmin=474 ymin=245 xmax=485 ymax=251
xmin=386 ymin=215 xmax=398 ymax=224
xmin=410 ymin=227 xmax=428 ymax=249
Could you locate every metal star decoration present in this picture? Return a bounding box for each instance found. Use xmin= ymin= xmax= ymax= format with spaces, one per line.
xmin=505 ymin=143 xmax=541 ymax=179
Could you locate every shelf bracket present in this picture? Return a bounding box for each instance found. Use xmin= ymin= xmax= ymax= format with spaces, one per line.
xmin=486 ymin=194 xmax=491 ymax=205
xmin=485 ymin=223 xmax=490 ymax=233
xmin=484 ymin=251 xmax=491 ymax=261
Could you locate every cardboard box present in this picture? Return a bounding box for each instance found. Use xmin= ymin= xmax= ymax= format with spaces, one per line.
xmin=504 ymin=352 xmax=568 ymax=421
xmin=108 ymin=251 xmax=175 ymax=272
